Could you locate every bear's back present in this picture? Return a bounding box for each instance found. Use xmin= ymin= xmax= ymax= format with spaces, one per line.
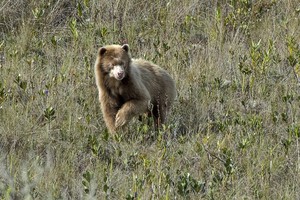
xmin=132 ymin=59 xmax=176 ymax=104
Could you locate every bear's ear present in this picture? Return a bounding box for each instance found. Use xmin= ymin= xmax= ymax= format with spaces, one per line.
xmin=98 ymin=47 xmax=107 ymax=56
xmin=122 ymin=44 xmax=129 ymax=52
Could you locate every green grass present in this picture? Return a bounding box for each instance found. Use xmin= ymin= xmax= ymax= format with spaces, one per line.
xmin=1 ymin=0 xmax=300 ymax=199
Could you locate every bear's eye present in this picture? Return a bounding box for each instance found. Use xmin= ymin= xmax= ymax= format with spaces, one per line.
xmin=108 ymin=64 xmax=113 ymax=69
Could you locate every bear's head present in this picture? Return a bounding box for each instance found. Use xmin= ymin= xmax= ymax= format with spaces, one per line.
xmin=97 ymin=44 xmax=131 ymax=81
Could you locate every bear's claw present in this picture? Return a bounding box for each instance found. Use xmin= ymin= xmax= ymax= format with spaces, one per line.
xmin=115 ymin=112 xmax=127 ymax=128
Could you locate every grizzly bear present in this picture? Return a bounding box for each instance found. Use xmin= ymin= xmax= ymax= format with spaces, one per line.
xmin=94 ymin=44 xmax=176 ymax=134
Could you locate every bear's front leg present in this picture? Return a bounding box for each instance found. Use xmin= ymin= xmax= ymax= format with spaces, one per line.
xmin=101 ymin=103 xmax=118 ymax=134
xmin=115 ymin=100 xmax=149 ymax=128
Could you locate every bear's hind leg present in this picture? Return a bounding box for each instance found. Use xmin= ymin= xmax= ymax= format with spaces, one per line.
xmin=152 ymin=104 xmax=167 ymax=131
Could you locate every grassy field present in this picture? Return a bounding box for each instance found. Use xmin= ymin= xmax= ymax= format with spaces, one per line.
xmin=1 ymin=0 xmax=300 ymax=199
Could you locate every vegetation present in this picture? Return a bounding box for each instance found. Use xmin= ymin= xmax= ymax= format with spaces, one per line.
xmin=1 ymin=0 xmax=300 ymax=199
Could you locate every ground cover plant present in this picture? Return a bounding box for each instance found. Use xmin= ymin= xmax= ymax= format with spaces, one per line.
xmin=0 ymin=0 xmax=300 ymax=199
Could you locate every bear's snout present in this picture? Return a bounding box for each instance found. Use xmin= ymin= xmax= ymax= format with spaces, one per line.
xmin=110 ymin=65 xmax=125 ymax=80
xmin=116 ymin=71 xmax=125 ymax=80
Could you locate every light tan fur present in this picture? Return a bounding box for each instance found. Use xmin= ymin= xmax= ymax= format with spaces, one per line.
xmin=95 ymin=44 xmax=176 ymax=133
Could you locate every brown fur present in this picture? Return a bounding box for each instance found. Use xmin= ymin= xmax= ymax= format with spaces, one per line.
xmin=94 ymin=44 xmax=176 ymax=133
